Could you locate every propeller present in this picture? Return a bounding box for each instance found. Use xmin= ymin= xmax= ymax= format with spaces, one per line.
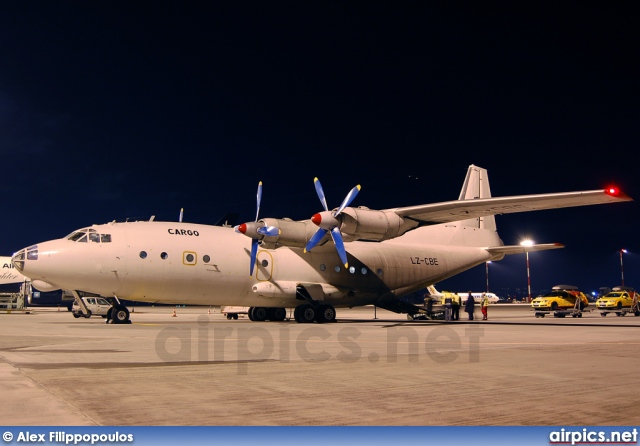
xmin=234 ymin=181 xmax=279 ymax=275
xmin=304 ymin=177 xmax=361 ymax=268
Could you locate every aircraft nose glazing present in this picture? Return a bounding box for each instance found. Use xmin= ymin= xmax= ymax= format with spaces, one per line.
xmin=12 ymin=245 xmax=39 ymax=273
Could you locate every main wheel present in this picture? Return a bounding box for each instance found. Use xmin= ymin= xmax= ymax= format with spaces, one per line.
xmin=268 ymin=307 xmax=287 ymax=321
xmin=247 ymin=307 xmax=255 ymax=321
xmin=316 ymin=304 xmax=336 ymax=323
xmin=251 ymin=307 xmax=268 ymax=321
xmin=297 ymin=304 xmax=316 ymax=323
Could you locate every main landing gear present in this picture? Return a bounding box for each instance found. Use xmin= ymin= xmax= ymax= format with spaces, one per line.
xmin=246 ymin=304 xmax=337 ymax=323
xmin=293 ymin=303 xmax=336 ymax=323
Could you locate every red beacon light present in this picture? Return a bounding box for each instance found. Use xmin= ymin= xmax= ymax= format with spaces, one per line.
xmin=605 ymin=186 xmax=620 ymax=196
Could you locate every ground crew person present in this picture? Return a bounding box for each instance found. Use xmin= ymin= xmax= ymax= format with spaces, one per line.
xmin=444 ymin=294 xmax=453 ymax=321
xmin=481 ymin=292 xmax=490 ymax=320
xmin=465 ymin=292 xmax=475 ymax=320
xmin=452 ymin=293 xmax=461 ymax=321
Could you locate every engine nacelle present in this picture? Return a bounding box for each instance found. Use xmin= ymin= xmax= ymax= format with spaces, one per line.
xmin=338 ymin=207 xmax=414 ymax=241
xmin=258 ymin=218 xmax=318 ymax=249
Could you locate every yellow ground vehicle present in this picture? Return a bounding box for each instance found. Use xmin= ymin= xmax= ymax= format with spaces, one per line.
xmin=596 ymin=286 xmax=640 ymax=317
xmin=531 ymin=285 xmax=589 ymax=318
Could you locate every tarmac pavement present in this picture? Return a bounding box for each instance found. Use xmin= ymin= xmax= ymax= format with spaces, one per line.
xmin=1 ymin=304 xmax=639 ymax=426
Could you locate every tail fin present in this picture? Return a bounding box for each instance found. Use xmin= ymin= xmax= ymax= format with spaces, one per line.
xmin=458 ymin=165 xmax=496 ymax=231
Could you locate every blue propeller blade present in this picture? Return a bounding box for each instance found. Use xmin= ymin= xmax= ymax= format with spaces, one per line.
xmin=330 ymin=227 xmax=348 ymax=267
xmin=255 ymin=181 xmax=263 ymax=222
xmin=313 ymin=177 xmax=329 ymax=211
xmin=304 ymin=227 xmax=328 ymax=253
xmin=335 ymin=185 xmax=361 ymax=216
xmin=257 ymin=225 xmax=280 ymax=237
xmin=249 ymin=238 xmax=259 ymax=276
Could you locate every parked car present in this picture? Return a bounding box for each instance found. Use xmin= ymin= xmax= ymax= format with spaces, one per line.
xmin=72 ymin=296 xmax=112 ymax=319
xmin=596 ymin=286 xmax=639 ymax=315
xmin=531 ymin=285 xmax=589 ymax=311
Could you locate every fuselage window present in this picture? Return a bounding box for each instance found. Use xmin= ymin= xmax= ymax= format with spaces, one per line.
xmin=376 ymin=268 xmax=383 ymax=276
xmin=203 ymin=255 xmax=210 ymax=263
xmin=140 ymin=251 xmax=147 ymax=259
xmin=161 ymin=252 xmax=168 ymax=259
xmin=183 ymin=252 xmax=196 ymax=265
xmin=89 ymin=233 xmax=100 ymax=243
xmin=320 ymin=264 xmax=326 ymax=271
xmin=334 ymin=266 xmax=341 ymax=273
xmin=261 ymin=259 xmax=268 ymax=267
xmin=349 ymin=266 xmax=356 ymax=274
xmin=100 ymin=234 xmax=111 ymax=243
xmin=361 ymin=267 xmax=368 ymax=275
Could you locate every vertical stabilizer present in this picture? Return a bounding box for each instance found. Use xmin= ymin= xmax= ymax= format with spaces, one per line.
xmin=458 ymin=165 xmax=496 ymax=231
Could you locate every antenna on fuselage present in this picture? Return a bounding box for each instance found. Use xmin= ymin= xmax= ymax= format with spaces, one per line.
xmin=179 ymin=208 xmax=184 ymax=222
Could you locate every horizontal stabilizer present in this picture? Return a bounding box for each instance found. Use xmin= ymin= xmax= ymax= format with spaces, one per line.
xmin=486 ymin=243 xmax=564 ymax=256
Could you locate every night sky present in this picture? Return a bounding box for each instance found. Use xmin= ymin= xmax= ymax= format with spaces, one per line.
xmin=2 ymin=2 xmax=638 ymax=297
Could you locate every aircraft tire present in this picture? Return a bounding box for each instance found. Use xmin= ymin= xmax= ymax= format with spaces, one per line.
xmin=315 ymin=304 xmax=336 ymax=323
xmin=297 ymin=304 xmax=316 ymax=323
xmin=269 ymin=307 xmax=286 ymax=322
xmin=293 ymin=306 xmax=302 ymax=323
xmin=247 ymin=307 xmax=255 ymax=321
xmin=111 ymin=305 xmax=130 ymax=324
xmin=252 ymin=307 xmax=268 ymax=321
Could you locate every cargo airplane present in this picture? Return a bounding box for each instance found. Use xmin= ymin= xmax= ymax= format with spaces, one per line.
xmin=11 ymin=165 xmax=632 ymax=324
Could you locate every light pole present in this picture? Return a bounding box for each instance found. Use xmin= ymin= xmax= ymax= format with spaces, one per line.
xmin=620 ymin=249 xmax=627 ymax=286
xmin=521 ymin=240 xmax=534 ymax=302
xmin=485 ymin=261 xmax=491 ymax=293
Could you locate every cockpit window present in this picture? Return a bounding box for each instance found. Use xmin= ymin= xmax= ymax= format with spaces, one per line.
xmin=67 ymin=230 xmax=112 ymax=243
xmin=68 ymin=232 xmax=86 ymax=241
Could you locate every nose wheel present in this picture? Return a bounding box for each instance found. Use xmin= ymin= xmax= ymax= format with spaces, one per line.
xmin=107 ymin=304 xmax=131 ymax=324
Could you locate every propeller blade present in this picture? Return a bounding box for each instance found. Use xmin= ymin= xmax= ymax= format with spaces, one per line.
xmin=304 ymin=227 xmax=328 ymax=253
xmin=313 ymin=177 xmax=329 ymax=211
xmin=330 ymin=227 xmax=349 ymax=268
xmin=335 ymin=184 xmax=361 ymax=216
xmin=255 ymin=181 xmax=263 ymax=222
xmin=257 ymin=225 xmax=280 ymax=237
xmin=249 ymin=238 xmax=259 ymax=276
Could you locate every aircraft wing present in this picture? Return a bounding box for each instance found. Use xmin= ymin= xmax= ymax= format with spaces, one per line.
xmin=388 ymin=189 xmax=632 ymax=225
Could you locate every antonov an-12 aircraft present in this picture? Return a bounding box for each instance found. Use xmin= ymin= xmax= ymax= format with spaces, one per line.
xmin=12 ymin=165 xmax=632 ymax=324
